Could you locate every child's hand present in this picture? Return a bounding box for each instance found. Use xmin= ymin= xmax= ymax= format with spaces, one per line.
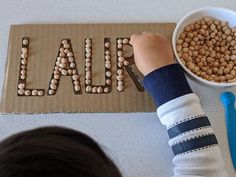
xmin=130 ymin=32 xmax=175 ymax=76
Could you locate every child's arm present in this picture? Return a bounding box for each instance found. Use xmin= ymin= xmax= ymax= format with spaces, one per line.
xmin=130 ymin=33 xmax=228 ymax=177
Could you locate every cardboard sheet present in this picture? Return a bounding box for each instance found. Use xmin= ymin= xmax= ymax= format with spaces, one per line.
xmin=0 ymin=23 xmax=175 ymax=113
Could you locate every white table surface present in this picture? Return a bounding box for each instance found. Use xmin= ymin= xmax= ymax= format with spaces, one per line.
xmin=0 ymin=0 xmax=236 ymax=176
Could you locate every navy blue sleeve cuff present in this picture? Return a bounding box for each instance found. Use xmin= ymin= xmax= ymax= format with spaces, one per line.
xmin=143 ymin=64 xmax=193 ymax=107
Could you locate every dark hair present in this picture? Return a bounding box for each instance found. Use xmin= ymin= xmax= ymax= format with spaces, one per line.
xmin=0 ymin=126 xmax=122 ymax=177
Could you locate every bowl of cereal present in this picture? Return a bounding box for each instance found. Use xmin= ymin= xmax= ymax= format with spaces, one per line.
xmin=172 ymin=7 xmax=236 ymax=87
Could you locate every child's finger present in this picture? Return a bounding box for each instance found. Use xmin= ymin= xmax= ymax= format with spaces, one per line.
xmin=129 ymin=33 xmax=139 ymax=45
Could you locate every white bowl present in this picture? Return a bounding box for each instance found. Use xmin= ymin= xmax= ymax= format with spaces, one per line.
xmin=172 ymin=7 xmax=236 ymax=87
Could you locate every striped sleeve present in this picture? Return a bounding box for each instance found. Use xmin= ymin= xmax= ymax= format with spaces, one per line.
xmin=143 ymin=64 xmax=228 ymax=177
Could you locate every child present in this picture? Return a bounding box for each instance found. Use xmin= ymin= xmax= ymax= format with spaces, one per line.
xmin=0 ymin=33 xmax=228 ymax=177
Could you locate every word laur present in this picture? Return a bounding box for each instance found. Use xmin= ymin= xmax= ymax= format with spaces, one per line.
xmin=17 ymin=37 xmax=144 ymax=97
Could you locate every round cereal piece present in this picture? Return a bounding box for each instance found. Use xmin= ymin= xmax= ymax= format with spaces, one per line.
xmin=54 ymin=66 xmax=59 ymax=71
xmin=224 ymin=29 xmax=231 ymax=35
xmin=92 ymin=86 xmax=97 ymax=93
xmin=22 ymin=39 xmax=29 ymax=45
xmin=74 ymin=80 xmax=79 ymax=85
xmin=21 ymin=59 xmax=27 ymax=65
xmin=105 ymin=55 xmax=110 ymax=60
xmin=116 ymin=75 xmax=124 ymax=81
xmin=104 ymin=87 xmax=109 ymax=93
xmin=123 ymin=38 xmax=129 ymax=44
xmin=62 ymin=40 xmax=68 ymax=44
xmin=85 ymin=43 xmax=91 ymax=48
xmin=32 ymin=90 xmax=38 ymax=96
xmin=210 ymin=24 xmax=216 ymax=31
xmin=86 ymin=38 xmax=91 ymax=43
xmin=117 ymin=85 xmax=124 ymax=92
xmin=48 ymin=89 xmax=55 ymax=95
xmin=231 ymin=55 xmax=236 ymax=60
xmin=18 ymin=89 xmax=25 ymax=95
xmin=106 ymin=71 xmax=112 ymax=77
xmin=67 ymin=69 xmax=72 ymax=75
xmin=51 ymin=79 xmax=57 ymax=84
xmin=56 ymin=61 xmax=60 ymax=66
xmin=61 ymin=58 xmax=67 ymax=63
xmin=68 ymin=57 xmax=74 ymax=63
xmin=227 ymin=36 xmax=232 ymax=42
xmin=74 ymin=85 xmax=80 ymax=92
xmin=85 ymin=74 xmax=91 ymax=80
xmin=118 ymin=57 xmax=124 ymax=62
xmin=106 ymin=79 xmax=111 ymax=85
xmin=230 ymin=70 xmax=236 ymax=76
xmin=20 ymin=74 xmax=26 ymax=80
xmin=21 ymin=65 xmax=27 ymax=70
xmin=50 ymin=83 xmax=57 ymax=90
xmin=97 ymin=87 xmax=103 ymax=93
xmin=86 ymin=53 xmax=91 ymax=58
xmin=54 ymin=74 xmax=60 ymax=80
xmin=105 ymin=42 xmax=110 ymax=48
xmin=176 ymin=45 xmax=182 ymax=52
xmin=64 ymin=49 xmax=69 ymax=54
xmin=61 ymin=69 xmax=68 ymax=76
xmin=64 ymin=43 xmax=70 ymax=49
xmin=25 ymin=90 xmax=31 ymax=96
xmin=57 ymin=57 xmax=61 ymax=62
xmin=85 ymin=58 xmax=91 ymax=63
xmin=105 ymin=63 xmax=111 ymax=69
xmin=22 ymin=48 xmax=28 ymax=53
xmin=67 ymin=52 xmax=73 ymax=57
xmin=124 ymin=60 xmax=129 ymax=66
xmin=218 ymin=68 xmax=224 ymax=75
xmin=18 ymin=83 xmax=25 ymax=89
xmin=86 ymin=85 xmax=92 ymax=92
xmin=86 ymin=63 xmax=92 ymax=68
xmin=230 ymin=40 xmax=236 ymax=46
xmin=178 ymin=38 xmax=185 ymax=45
xmin=105 ymin=60 xmax=111 ymax=65
xmin=225 ymin=74 xmax=233 ymax=81
xmin=224 ymin=68 xmax=230 ymax=74
xmin=59 ymin=63 xmax=66 ymax=68
xmin=118 ymin=80 xmax=123 ymax=86
xmin=105 ymin=50 xmax=110 ymax=55
xmin=219 ymin=76 xmax=226 ymax=82
xmin=70 ymin=69 xmax=76 ymax=74
xmin=117 ymin=69 xmax=123 ymax=75
xmin=60 ymin=48 xmax=64 ymax=53
xmin=85 ymin=47 xmax=91 ymax=53
xmin=70 ymin=63 xmax=76 ymax=68
xmin=117 ymin=51 xmax=123 ymax=57
xmin=59 ymin=53 xmax=65 ymax=57
xmin=38 ymin=90 xmax=44 ymax=96
xmin=118 ymin=44 xmax=123 ymax=49
xmin=85 ymin=79 xmax=91 ymax=85
xmin=117 ymin=39 xmax=123 ymax=44
xmin=118 ymin=61 xmax=123 ymax=67
xmin=72 ymin=74 xmax=79 ymax=81
xmin=54 ymin=70 xmax=59 ymax=75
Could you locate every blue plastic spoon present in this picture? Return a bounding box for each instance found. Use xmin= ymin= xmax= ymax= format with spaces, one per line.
xmin=220 ymin=92 xmax=236 ymax=169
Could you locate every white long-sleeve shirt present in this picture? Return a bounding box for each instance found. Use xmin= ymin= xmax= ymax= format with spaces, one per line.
xmin=143 ymin=64 xmax=228 ymax=177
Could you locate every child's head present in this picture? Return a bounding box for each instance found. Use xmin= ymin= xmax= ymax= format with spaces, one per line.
xmin=0 ymin=126 xmax=122 ymax=177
